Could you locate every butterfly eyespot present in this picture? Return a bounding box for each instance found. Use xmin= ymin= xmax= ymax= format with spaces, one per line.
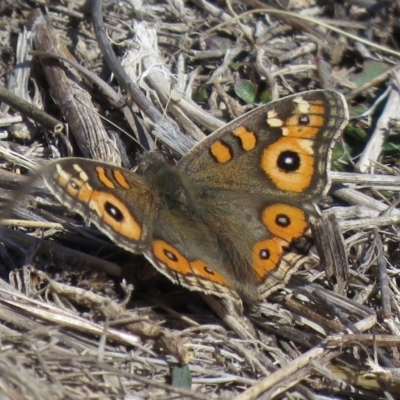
xmin=277 ymin=150 xmax=300 ymax=172
xmin=104 ymin=201 xmax=124 ymax=222
xmin=69 ymin=180 xmax=80 ymax=190
xmin=275 ymin=214 xmax=290 ymax=227
xmin=164 ymin=249 xmax=178 ymax=262
xmin=204 ymin=266 xmax=215 ymax=275
xmin=259 ymin=249 xmax=270 ymax=260
xmin=299 ymin=115 xmax=310 ymax=125
xmin=262 ymin=204 xmax=307 ymax=241
xmin=252 ymin=239 xmax=283 ymax=278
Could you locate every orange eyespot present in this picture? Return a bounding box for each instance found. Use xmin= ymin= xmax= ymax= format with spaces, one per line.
xmin=152 ymin=241 xmax=229 ymax=285
xmin=261 ymin=137 xmax=314 ymax=192
xmin=261 ymin=204 xmax=307 ymax=242
xmin=252 ymin=238 xmax=283 ymax=280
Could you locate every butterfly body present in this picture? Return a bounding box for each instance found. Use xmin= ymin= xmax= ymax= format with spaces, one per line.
xmin=43 ymin=90 xmax=349 ymax=302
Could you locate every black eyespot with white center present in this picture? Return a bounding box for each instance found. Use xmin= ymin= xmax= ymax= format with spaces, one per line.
xmin=69 ymin=180 xmax=80 ymax=190
xmin=276 ymin=213 xmax=290 ymax=227
xmin=260 ymin=249 xmax=270 ymax=260
xmin=164 ymin=249 xmax=178 ymax=262
xmin=299 ymin=115 xmax=309 ymax=125
xmin=104 ymin=201 xmax=124 ymax=222
xmin=277 ymin=150 xmax=300 ymax=172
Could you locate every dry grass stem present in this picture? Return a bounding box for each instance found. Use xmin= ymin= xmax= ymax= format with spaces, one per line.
xmin=1 ymin=1 xmax=400 ymax=398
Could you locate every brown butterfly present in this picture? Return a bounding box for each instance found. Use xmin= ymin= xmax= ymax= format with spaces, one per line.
xmin=43 ymin=90 xmax=348 ymax=302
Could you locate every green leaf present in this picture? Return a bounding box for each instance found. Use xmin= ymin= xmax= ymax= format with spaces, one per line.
xmin=259 ymin=89 xmax=272 ymax=104
xmin=344 ymin=123 xmax=367 ymax=141
xmin=171 ymin=364 xmax=192 ymax=389
xmin=351 ymin=61 xmax=389 ymax=87
xmin=230 ymin=60 xmax=241 ymax=70
xmin=234 ymin=80 xmax=257 ymax=104
xmin=332 ymin=141 xmax=352 ymax=171
xmin=383 ymin=136 xmax=400 ymax=153
xmin=193 ymin=88 xmax=209 ymax=103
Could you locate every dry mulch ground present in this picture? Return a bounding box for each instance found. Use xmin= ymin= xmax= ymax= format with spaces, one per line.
xmin=1 ymin=0 xmax=400 ymax=399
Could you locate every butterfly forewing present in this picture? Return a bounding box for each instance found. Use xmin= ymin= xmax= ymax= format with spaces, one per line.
xmin=179 ymin=90 xmax=348 ymax=201
xmin=43 ymin=158 xmax=155 ymax=252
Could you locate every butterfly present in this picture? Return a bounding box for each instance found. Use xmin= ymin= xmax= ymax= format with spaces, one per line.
xmin=42 ymin=90 xmax=348 ymax=303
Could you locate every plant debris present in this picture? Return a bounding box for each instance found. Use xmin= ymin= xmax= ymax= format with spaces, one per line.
xmin=1 ymin=0 xmax=400 ymax=398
